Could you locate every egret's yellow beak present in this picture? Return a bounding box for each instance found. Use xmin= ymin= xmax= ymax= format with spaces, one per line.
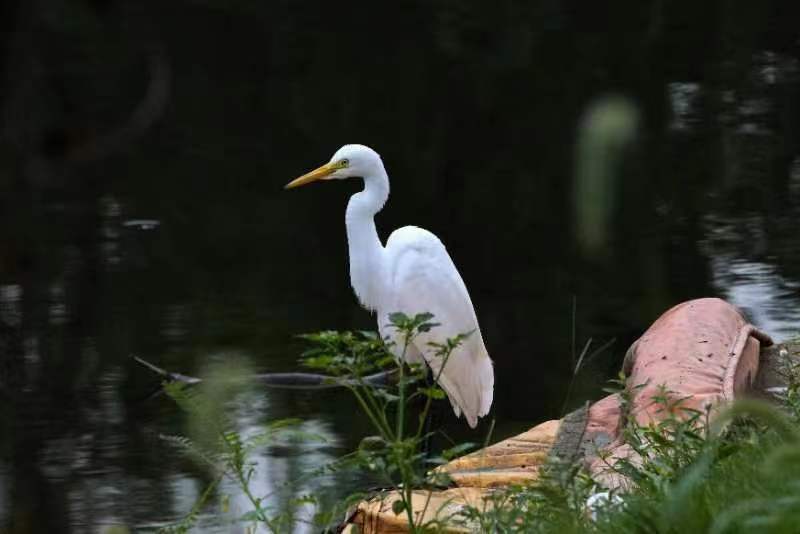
xmin=285 ymin=162 xmax=338 ymax=189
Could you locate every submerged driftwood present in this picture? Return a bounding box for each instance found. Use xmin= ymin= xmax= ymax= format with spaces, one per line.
xmin=132 ymin=355 xmax=397 ymax=390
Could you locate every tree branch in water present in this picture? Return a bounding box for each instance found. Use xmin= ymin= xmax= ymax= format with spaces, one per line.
xmin=132 ymin=355 xmax=397 ymax=390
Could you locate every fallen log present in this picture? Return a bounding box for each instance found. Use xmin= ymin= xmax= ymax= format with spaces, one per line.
xmin=132 ymin=355 xmax=397 ymax=390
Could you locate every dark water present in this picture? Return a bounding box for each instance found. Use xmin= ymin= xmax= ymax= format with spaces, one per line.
xmin=1 ymin=1 xmax=799 ymax=531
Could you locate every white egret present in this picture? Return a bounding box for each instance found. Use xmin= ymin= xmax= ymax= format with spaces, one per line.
xmin=286 ymin=144 xmax=494 ymax=428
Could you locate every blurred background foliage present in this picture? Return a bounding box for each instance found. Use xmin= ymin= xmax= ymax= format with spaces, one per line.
xmin=1 ymin=0 xmax=799 ymax=531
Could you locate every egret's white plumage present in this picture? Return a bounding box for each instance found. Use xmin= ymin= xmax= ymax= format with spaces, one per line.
xmin=287 ymin=144 xmax=494 ymax=428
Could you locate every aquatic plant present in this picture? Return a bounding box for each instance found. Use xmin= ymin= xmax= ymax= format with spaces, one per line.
xmin=158 ymin=326 xmax=800 ymax=533
xmin=300 ymin=312 xmax=477 ymax=532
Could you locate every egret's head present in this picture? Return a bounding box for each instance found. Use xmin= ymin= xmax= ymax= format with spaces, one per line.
xmin=285 ymin=144 xmax=381 ymax=189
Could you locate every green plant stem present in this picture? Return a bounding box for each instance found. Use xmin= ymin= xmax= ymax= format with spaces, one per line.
xmin=416 ymin=347 xmax=453 ymax=440
xmin=397 ymin=332 xmax=413 ymax=442
xmin=398 ymin=331 xmax=419 ymax=531
xmin=417 ymin=488 xmax=435 ymax=530
xmin=349 ymin=385 xmax=393 ymax=440
xmin=233 ymin=464 xmax=279 ymax=532
xmin=397 ymin=358 xmax=406 ymax=441
xmin=355 ymin=372 xmax=395 ymax=439
xmin=406 ymin=485 xmax=416 ymax=533
xmin=221 ymin=430 xmax=280 ymax=532
xmin=160 ymin=473 xmax=223 ymax=533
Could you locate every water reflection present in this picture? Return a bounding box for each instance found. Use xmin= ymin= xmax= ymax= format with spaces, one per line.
xmin=667 ymin=82 xmax=702 ymax=132
xmin=225 ymin=396 xmax=341 ymax=534
xmin=0 ymin=285 xmax=22 ymax=329
xmin=704 ymin=216 xmax=800 ymax=342
xmin=715 ymin=258 xmax=800 ymax=341
xmin=134 ymin=388 xmax=348 ymax=533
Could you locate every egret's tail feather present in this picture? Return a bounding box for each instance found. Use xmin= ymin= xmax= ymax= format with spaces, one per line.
xmin=477 ymin=352 xmax=494 ymax=418
xmin=428 ymin=348 xmax=494 ymax=429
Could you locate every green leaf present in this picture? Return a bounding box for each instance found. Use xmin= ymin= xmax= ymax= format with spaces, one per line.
xmin=420 ymin=386 xmax=446 ymax=400
xmin=417 ymin=321 xmax=441 ymax=333
xmin=414 ymin=312 xmax=435 ymax=323
xmin=239 ymin=510 xmax=262 ymax=522
xmin=359 ymin=436 xmax=388 ymax=452
xmin=443 ymin=442 xmax=476 ymax=460
xmin=373 ymin=389 xmax=400 ymax=403
xmin=266 ymin=418 xmax=303 ymax=430
xmin=358 ymin=330 xmax=379 ymax=340
xmin=391 ymin=499 xmax=406 ymax=515
xmin=388 ymin=312 xmax=410 ymax=325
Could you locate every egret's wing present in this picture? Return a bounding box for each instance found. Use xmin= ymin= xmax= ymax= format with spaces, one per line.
xmin=384 ymin=226 xmax=494 ymax=428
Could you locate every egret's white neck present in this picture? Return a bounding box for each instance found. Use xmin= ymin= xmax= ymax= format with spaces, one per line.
xmin=345 ymin=163 xmax=390 ymax=312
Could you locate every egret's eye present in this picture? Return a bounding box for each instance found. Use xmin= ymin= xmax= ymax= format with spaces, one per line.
xmin=340 ymin=159 xmax=350 ymax=168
